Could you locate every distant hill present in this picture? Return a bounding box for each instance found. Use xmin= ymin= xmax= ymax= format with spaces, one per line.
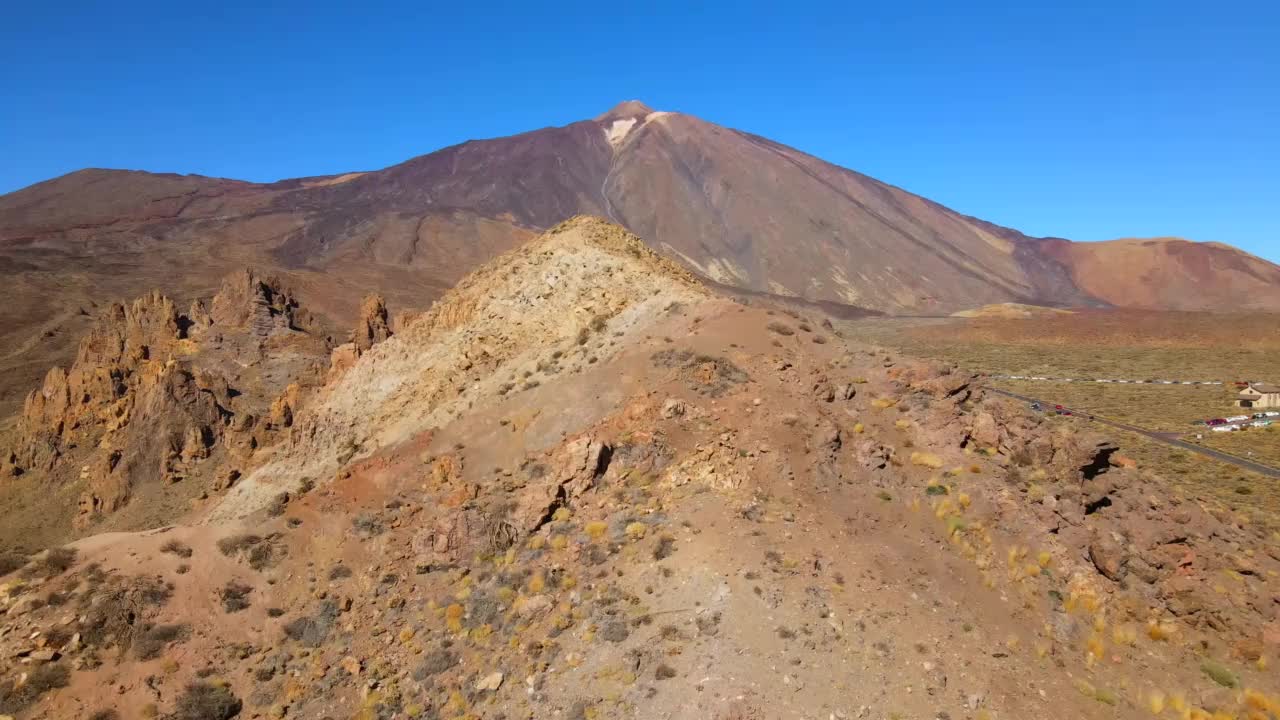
xmin=1038 ymin=237 xmax=1280 ymax=312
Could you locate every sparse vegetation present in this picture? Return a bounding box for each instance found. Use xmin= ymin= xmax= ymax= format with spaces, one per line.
xmin=74 ymin=579 xmax=165 ymax=655
xmin=352 ymin=514 xmax=384 ymax=537
xmin=171 ymin=682 xmax=242 ymax=720
xmin=216 ymin=533 xmax=262 ymax=556
xmin=0 ymin=662 xmax=70 ymax=714
xmin=652 ymin=534 xmax=675 ymax=560
xmin=22 ymin=546 xmax=77 ymax=578
xmin=1200 ymin=658 xmax=1238 ymax=688
xmin=650 ymin=349 xmax=749 ymax=397
xmin=220 ymin=581 xmax=253 ymax=612
xmin=283 ymin=599 xmax=340 ymax=647
xmin=266 ymin=491 xmax=290 ymax=517
xmin=0 ymin=551 xmax=26 ymax=576
xmin=134 ymin=623 xmax=190 ymax=660
xmin=247 ymin=541 xmax=277 ymax=571
xmin=160 ymin=539 xmax=193 ymax=558
xmin=413 ymin=648 xmax=458 ymax=679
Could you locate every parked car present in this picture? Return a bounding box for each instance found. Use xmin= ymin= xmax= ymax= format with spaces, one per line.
xmin=1029 ymin=403 xmax=1041 ymax=411
xmin=1207 ymin=418 xmax=1228 ymax=426
xmin=1227 ymin=415 xmax=1250 ymax=422
xmin=1266 ymin=411 xmax=1280 ymax=418
xmin=1054 ymin=404 xmax=1064 ymax=411
xmin=1251 ymin=420 xmax=1271 ymax=428
xmin=1254 ymin=413 xmax=1268 ymax=419
xmin=1212 ymin=426 xmax=1237 ymax=433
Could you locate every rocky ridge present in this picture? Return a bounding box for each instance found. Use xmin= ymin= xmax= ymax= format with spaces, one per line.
xmin=210 ymin=216 xmax=708 ymax=522
xmin=0 ymin=218 xmax=1277 ymax=720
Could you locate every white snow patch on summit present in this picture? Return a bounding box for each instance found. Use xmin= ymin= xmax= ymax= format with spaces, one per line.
xmin=605 ymin=118 xmax=638 ymax=147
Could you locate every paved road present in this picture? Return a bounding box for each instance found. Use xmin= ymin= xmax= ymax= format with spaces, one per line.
xmin=992 ymin=375 xmax=1225 ymax=386
xmin=986 ymin=387 xmax=1280 ymax=480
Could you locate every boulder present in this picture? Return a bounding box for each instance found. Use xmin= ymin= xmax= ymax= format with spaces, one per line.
xmin=1089 ymin=535 xmax=1128 ymax=582
xmin=511 ymin=436 xmax=609 ymax=532
xmin=970 ymin=411 xmax=1000 ymax=449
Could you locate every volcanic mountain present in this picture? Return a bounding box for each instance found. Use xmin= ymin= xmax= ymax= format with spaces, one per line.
xmin=2 ymin=101 xmax=1278 ymax=416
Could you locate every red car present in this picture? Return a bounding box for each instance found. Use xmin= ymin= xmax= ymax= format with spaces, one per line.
xmin=1054 ymin=404 xmax=1064 ymax=411
xmin=1206 ymin=418 xmax=1228 ymax=426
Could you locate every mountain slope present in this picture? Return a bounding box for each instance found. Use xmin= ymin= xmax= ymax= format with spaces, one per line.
xmin=1039 ymin=236 xmax=1280 ymax=311
xmin=2 ymin=101 xmax=1278 ymax=416
xmin=3 ymin=218 xmax=1279 ymax=720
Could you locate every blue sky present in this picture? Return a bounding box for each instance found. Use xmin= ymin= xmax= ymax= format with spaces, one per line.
xmin=2 ymin=1 xmax=1277 ymax=261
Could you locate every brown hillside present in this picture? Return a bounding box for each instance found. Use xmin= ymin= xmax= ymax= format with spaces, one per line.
xmin=1041 ymin=237 xmax=1280 ymax=312
xmin=2 ymin=219 xmax=1278 ymax=720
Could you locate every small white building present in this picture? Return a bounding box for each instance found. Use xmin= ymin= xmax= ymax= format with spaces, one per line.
xmin=1237 ymin=383 xmax=1280 ymax=409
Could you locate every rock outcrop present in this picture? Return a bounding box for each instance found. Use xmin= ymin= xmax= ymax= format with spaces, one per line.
xmin=205 ymin=269 xmax=313 ymax=337
xmin=326 ymin=294 xmax=394 ymax=383
xmin=352 ymin=294 xmax=392 ymax=351
xmin=5 ymin=291 xmax=188 ymax=476
xmin=1 ymin=269 xmax=333 ymax=531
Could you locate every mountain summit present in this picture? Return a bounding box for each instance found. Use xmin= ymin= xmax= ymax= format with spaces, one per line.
xmin=595 ymin=99 xmax=656 ymax=122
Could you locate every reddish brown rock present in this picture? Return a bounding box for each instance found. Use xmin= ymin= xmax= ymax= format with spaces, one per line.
xmin=208 ymin=269 xmax=311 ymax=336
xmin=970 ymin=411 xmax=1000 ymax=449
xmin=2 ymin=269 xmax=333 ymax=531
xmin=512 ymin=436 xmax=608 ymax=533
xmin=1089 ymin=535 xmax=1128 ymax=582
xmin=352 ymin=294 xmax=392 ymax=352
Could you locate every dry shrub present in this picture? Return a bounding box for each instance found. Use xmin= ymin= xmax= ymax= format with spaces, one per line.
xmin=216 ymin=534 xmax=261 ymax=556
xmin=220 ymin=581 xmax=253 ymax=613
xmin=0 ymin=662 xmax=70 ymax=714
xmin=266 ymin=491 xmax=290 ymax=517
xmin=412 ymin=648 xmax=458 ymax=680
xmin=79 ymin=575 xmax=174 ymax=653
xmin=767 ymin=322 xmax=795 ymax=336
xmin=172 ymin=682 xmax=242 ymax=720
xmin=283 ymin=599 xmax=340 ymax=647
xmin=351 ymin=515 xmax=383 ymax=538
xmin=0 ymin=552 xmax=27 ymax=577
xmin=652 ymin=535 xmax=676 ymax=561
xmin=134 ymin=623 xmax=190 ymax=660
xmin=160 ymin=540 xmax=193 ymax=558
xmin=247 ymin=542 xmax=278 ymax=571
xmin=22 ymin=546 xmax=77 ymax=579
